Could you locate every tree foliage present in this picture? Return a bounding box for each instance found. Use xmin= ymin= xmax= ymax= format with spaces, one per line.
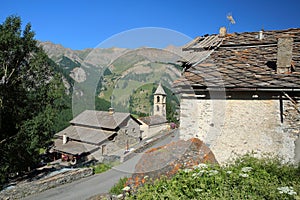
xmin=0 ymin=16 xmax=66 ymax=185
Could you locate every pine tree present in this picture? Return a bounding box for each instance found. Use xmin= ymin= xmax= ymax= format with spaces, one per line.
xmin=0 ymin=16 xmax=65 ymax=185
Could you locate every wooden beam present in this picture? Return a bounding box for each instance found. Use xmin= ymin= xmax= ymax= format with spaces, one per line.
xmin=280 ymin=95 xmax=284 ymax=123
xmin=283 ymin=92 xmax=300 ymax=114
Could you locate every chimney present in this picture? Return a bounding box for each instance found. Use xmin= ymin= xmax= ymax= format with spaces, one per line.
xmin=276 ymin=37 xmax=293 ymax=74
xmin=219 ymin=27 xmax=227 ymax=37
xmin=108 ymin=107 xmax=115 ymax=115
xmin=258 ymin=30 xmax=264 ymax=40
xmin=63 ymin=134 xmax=68 ymax=144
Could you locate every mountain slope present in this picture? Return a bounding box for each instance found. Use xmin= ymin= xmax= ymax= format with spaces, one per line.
xmin=40 ymin=41 xmax=182 ymax=119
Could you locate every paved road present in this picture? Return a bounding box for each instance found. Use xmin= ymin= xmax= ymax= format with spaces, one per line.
xmin=23 ymin=130 xmax=179 ymax=200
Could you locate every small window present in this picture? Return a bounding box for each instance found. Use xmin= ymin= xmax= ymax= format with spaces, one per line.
xmin=157 ymin=105 xmax=159 ymax=111
xmin=108 ymin=134 xmax=116 ymax=142
xmin=157 ymin=96 xmax=160 ymax=103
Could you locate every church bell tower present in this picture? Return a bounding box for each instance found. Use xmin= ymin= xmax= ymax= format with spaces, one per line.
xmin=153 ymin=83 xmax=166 ymax=119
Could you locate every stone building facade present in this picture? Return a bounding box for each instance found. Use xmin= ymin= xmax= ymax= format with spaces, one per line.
xmin=175 ymin=28 xmax=300 ymax=164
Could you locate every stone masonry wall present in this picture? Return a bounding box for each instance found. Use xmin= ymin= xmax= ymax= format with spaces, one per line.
xmin=91 ymin=118 xmax=141 ymax=161
xmin=180 ymin=98 xmax=299 ymax=164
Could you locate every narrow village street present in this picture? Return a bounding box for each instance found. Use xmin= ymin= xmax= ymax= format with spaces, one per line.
xmin=22 ymin=129 xmax=179 ymax=200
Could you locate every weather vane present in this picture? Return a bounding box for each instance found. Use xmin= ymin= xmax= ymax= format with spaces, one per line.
xmin=227 ymin=13 xmax=236 ymax=33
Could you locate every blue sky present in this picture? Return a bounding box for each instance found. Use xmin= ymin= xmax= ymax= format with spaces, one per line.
xmin=1 ymin=0 xmax=299 ymax=49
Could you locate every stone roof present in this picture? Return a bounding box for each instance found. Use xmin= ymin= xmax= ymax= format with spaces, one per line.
xmin=175 ymin=28 xmax=300 ymax=94
xmin=139 ymin=115 xmax=167 ymax=126
xmin=52 ymin=139 xmax=99 ymax=155
xmin=55 ymin=125 xmax=115 ymax=144
xmin=154 ymin=83 xmax=166 ymax=95
xmin=70 ymin=110 xmax=131 ymax=130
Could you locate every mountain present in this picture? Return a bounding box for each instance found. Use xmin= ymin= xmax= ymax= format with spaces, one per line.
xmin=39 ymin=41 xmax=182 ymax=119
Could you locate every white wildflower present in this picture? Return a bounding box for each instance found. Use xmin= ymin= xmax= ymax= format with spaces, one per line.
xmin=277 ymin=186 xmax=297 ymax=195
xmin=194 ymin=188 xmax=202 ymax=192
xmin=239 ymin=173 xmax=249 ymax=178
xmin=122 ymin=186 xmax=131 ymax=191
xmin=194 ymin=163 xmax=208 ymax=170
xmin=208 ymin=170 xmax=219 ymax=176
xmin=192 ymin=172 xmax=202 ymax=177
xmin=241 ymin=167 xmax=253 ymax=173
xmin=192 ymin=173 xmax=198 ymax=177
xmin=226 ymin=170 xmax=233 ymax=174
xmin=183 ymin=168 xmax=192 ymax=173
xmin=144 ymin=175 xmax=149 ymax=179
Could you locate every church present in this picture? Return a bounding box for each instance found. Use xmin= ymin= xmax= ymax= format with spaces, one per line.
xmin=138 ymin=83 xmax=169 ymax=139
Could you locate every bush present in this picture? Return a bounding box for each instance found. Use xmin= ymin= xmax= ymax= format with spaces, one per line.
xmin=129 ymin=154 xmax=300 ymax=199
xmin=109 ymin=177 xmax=128 ymax=195
xmin=91 ymin=163 xmax=111 ymax=174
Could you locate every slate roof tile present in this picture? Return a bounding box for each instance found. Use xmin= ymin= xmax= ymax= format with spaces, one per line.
xmin=55 ymin=125 xmax=114 ymax=145
xmin=52 ymin=139 xmax=98 ymax=155
xmin=70 ymin=110 xmax=131 ymax=130
xmin=139 ymin=115 xmax=167 ymax=126
xmin=176 ymin=28 xmax=300 ymax=90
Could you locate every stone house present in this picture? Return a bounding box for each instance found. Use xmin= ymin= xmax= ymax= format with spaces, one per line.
xmin=52 ymin=108 xmax=142 ymax=163
xmin=139 ymin=83 xmax=168 ymax=138
xmin=175 ymin=28 xmax=300 ymax=164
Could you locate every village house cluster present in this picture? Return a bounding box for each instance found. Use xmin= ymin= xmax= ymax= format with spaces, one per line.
xmin=51 ymin=84 xmax=168 ymax=164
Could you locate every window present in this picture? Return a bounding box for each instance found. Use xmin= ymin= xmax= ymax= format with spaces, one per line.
xmin=108 ymin=134 xmax=116 ymax=142
xmin=157 ymin=105 xmax=159 ymax=111
xmin=157 ymin=96 xmax=160 ymax=103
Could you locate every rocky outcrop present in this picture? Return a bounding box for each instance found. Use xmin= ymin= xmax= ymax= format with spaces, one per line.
xmin=127 ymin=138 xmax=217 ymax=189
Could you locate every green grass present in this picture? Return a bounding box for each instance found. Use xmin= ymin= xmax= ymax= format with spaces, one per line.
xmin=125 ymin=154 xmax=300 ymax=199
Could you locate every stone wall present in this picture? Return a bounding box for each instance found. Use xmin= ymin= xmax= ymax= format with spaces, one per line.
xmin=147 ymin=123 xmax=168 ymax=138
xmin=121 ymin=129 xmax=174 ymax=162
xmin=0 ymin=168 xmax=93 ymax=200
xmin=180 ymin=97 xmax=300 ymax=164
xmin=91 ymin=117 xmax=141 ymax=161
xmin=114 ymin=117 xmax=141 ymax=150
xmin=282 ymin=100 xmax=300 ymax=163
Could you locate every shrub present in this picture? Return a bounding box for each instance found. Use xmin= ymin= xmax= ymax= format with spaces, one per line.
xmin=91 ymin=163 xmax=111 ymax=174
xmin=129 ymin=154 xmax=300 ymax=199
xmin=109 ymin=177 xmax=128 ymax=195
